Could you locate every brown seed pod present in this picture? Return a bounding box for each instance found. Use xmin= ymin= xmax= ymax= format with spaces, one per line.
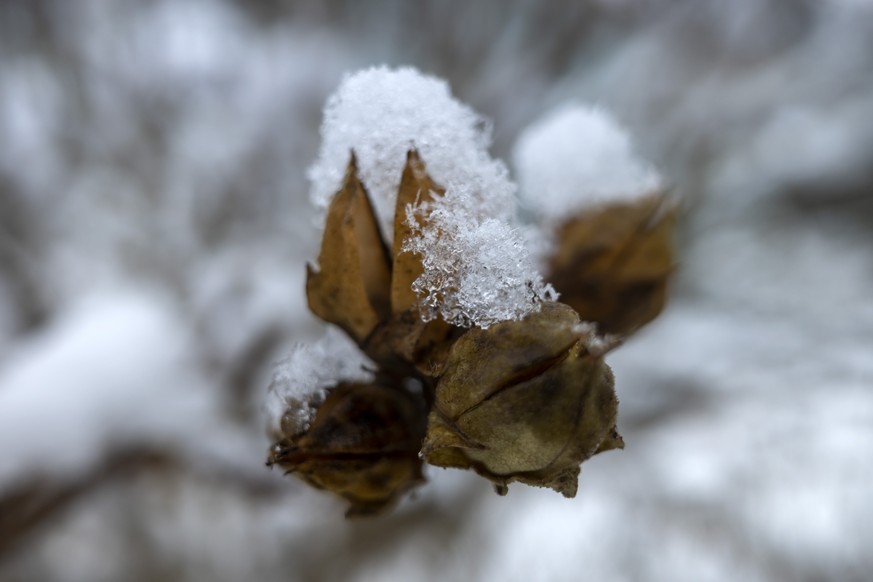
xmin=546 ymin=193 xmax=676 ymax=335
xmin=267 ymin=381 xmax=427 ymax=517
xmin=422 ymin=302 xmax=623 ymax=497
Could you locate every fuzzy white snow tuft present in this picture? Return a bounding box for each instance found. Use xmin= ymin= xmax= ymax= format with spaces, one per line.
xmin=403 ymin=186 xmax=557 ymax=329
xmin=308 ymin=66 xmax=517 ymax=236
xmin=513 ymin=104 xmax=662 ymax=220
xmin=264 ymin=326 xmax=373 ymax=440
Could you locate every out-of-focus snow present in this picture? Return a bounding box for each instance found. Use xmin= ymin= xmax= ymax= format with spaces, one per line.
xmin=308 ymin=66 xmax=517 ymax=237
xmin=513 ymin=104 xmax=662 ymax=219
xmin=264 ymin=326 xmax=374 ymax=440
xmin=404 ymin=185 xmax=556 ymax=328
xmin=0 ymin=291 xmax=214 ymax=489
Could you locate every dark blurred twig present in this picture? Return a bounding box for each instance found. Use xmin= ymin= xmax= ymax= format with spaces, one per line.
xmin=0 ymin=448 xmax=287 ymax=564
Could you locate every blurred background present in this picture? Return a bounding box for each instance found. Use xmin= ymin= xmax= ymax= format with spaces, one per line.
xmin=1 ymin=0 xmax=872 ymax=580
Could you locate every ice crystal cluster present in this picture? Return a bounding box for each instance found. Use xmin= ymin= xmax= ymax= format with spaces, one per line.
xmin=264 ymin=327 xmax=373 ymax=440
xmin=404 ymin=186 xmax=557 ymax=328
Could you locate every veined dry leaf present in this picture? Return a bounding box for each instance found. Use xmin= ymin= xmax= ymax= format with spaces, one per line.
xmin=422 ymin=302 xmax=622 ymax=497
xmin=307 ymin=154 xmax=392 ymax=344
xmin=267 ymin=381 xmax=426 ymax=517
xmin=546 ymin=193 xmax=676 ymax=335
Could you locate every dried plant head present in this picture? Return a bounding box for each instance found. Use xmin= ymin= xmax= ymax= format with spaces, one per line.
xmin=267 ymin=381 xmax=427 ymax=517
xmin=270 ymin=70 xmax=675 ymax=515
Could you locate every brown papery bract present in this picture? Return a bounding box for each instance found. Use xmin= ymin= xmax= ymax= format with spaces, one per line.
xmin=306 ymin=154 xmax=392 ymax=345
xmin=547 ymin=193 xmax=676 ymax=335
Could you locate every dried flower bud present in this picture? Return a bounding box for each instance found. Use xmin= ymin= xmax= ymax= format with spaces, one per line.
xmin=422 ymin=302 xmax=622 ymax=497
xmin=546 ymin=194 xmax=676 ymax=335
xmin=267 ymin=381 xmax=427 ymax=517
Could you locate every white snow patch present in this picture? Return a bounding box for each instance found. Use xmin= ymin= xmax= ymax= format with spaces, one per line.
xmin=308 ymin=66 xmax=517 ymax=237
xmin=513 ymin=104 xmax=662 ymax=220
xmin=0 ymin=291 xmax=213 ymax=489
xmin=264 ymin=326 xmax=374 ymax=440
xmin=403 ymin=185 xmax=557 ymax=329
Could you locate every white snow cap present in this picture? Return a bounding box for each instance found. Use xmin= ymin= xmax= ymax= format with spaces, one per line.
xmin=264 ymin=326 xmax=373 ymax=440
xmin=308 ymin=66 xmax=517 ymax=235
xmin=404 ymin=186 xmax=558 ymax=329
xmin=310 ymin=65 xmax=553 ymax=329
xmin=513 ymin=104 xmax=662 ymax=220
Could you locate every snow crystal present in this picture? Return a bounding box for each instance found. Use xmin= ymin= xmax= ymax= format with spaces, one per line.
xmin=403 ymin=186 xmax=558 ymax=329
xmin=308 ymin=66 xmax=517 ymax=237
xmin=263 ymin=326 xmax=373 ymax=439
xmin=513 ymin=104 xmax=662 ymax=220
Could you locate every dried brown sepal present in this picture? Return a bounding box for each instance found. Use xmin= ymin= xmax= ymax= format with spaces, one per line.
xmin=391 ymin=149 xmax=445 ymax=315
xmin=306 ymin=154 xmax=392 ymax=344
xmin=546 ymin=193 xmax=676 ymax=335
xmin=267 ymin=382 xmax=426 ymax=517
xmin=353 ymin=149 xmax=459 ymax=377
xmin=364 ymin=310 xmax=459 ymax=379
xmin=422 ymin=302 xmax=622 ymax=497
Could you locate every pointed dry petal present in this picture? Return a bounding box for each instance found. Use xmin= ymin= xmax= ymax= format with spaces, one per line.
xmin=307 ymin=155 xmax=393 ymax=344
xmin=391 ymin=149 xmax=444 ymax=315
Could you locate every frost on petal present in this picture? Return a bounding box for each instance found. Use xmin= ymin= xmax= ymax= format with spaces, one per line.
xmin=264 ymin=326 xmax=374 ymax=440
xmin=513 ymin=104 xmax=662 ymax=220
xmin=308 ymin=66 xmax=516 ymax=238
xmin=403 ymin=186 xmax=557 ymax=329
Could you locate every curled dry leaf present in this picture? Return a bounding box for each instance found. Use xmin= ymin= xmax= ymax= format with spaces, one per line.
xmin=267 ymin=381 xmax=426 ymax=517
xmin=546 ymin=193 xmax=676 ymax=335
xmin=422 ymin=302 xmax=623 ymax=497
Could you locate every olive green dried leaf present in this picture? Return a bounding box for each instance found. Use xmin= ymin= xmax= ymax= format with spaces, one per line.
xmin=422 ymin=302 xmax=622 ymax=497
xmin=434 ymin=302 xmax=582 ymax=419
xmin=547 ymin=193 xmax=677 ymax=335
xmin=391 ymin=149 xmax=445 ymax=315
xmin=267 ymin=382 xmax=426 ymax=518
xmin=307 ymin=154 xmax=393 ymax=344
